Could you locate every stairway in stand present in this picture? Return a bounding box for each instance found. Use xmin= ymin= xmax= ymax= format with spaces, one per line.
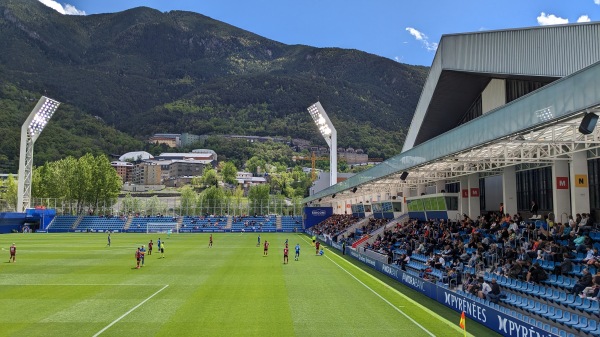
xmin=70 ymin=215 xmax=84 ymax=230
xmin=352 ymin=235 xmax=370 ymax=249
xmin=122 ymin=216 xmax=133 ymax=231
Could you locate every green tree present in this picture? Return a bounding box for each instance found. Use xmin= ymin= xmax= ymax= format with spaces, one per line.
xmin=4 ymin=174 xmax=18 ymax=211
xmin=180 ymin=185 xmax=198 ymax=215
xmin=245 ymin=156 xmax=265 ymax=175
xmin=201 ymin=167 xmax=219 ymax=187
xmin=199 ymin=186 xmax=226 ymax=215
xmin=121 ymin=193 xmax=142 ymax=215
xmin=219 ymin=161 xmax=238 ymax=185
xmin=247 ymin=184 xmax=270 ymax=215
xmin=144 ymin=195 xmax=166 ymax=216
xmin=87 ymin=154 xmax=122 ymax=215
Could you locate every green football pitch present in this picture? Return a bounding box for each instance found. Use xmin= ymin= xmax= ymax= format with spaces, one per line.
xmin=0 ymin=233 xmax=499 ymax=337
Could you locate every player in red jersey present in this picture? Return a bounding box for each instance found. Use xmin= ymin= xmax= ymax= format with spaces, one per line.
xmin=315 ymin=241 xmax=321 ymax=255
xmin=9 ymin=243 xmax=16 ymax=263
xmin=283 ymin=246 xmax=289 ymax=264
xmin=135 ymin=247 xmax=141 ymax=269
xmin=148 ymin=240 xmax=153 ymax=255
xmin=263 ymin=240 xmax=269 ymax=256
xmin=209 ymin=234 xmax=213 ymax=248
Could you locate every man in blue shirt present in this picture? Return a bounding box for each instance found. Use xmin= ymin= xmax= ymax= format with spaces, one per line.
xmin=139 ymin=245 xmax=146 ymax=266
xmin=295 ymin=243 xmax=300 ymax=261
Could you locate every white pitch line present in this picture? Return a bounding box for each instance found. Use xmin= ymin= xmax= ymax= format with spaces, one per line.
xmin=92 ymin=284 xmax=169 ymax=337
xmin=306 ymin=238 xmax=471 ymax=336
xmin=324 ymin=253 xmax=434 ymax=335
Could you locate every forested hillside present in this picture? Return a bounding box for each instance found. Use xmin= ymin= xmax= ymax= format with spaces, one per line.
xmin=0 ymin=0 xmax=428 ymax=172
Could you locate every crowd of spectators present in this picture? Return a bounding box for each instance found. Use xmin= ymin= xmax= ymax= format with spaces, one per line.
xmin=310 ymin=215 xmax=359 ymax=240
xmin=350 ymin=210 xmax=600 ymax=303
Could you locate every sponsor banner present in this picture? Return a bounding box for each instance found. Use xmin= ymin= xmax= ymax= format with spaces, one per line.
xmin=304 ymin=207 xmax=333 ymax=229
xmin=438 ymin=288 xmax=554 ymax=337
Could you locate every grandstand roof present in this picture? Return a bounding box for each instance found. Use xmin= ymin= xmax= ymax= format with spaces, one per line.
xmin=403 ymin=22 xmax=600 ymax=151
xmin=304 ymin=23 xmax=600 ymax=204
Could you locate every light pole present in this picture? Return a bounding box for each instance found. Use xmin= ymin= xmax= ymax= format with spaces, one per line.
xmin=17 ymin=96 xmax=60 ymax=212
xmin=307 ymin=102 xmax=337 ymax=186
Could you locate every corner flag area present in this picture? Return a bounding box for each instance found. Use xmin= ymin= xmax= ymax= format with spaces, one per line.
xmin=0 ymin=233 xmax=497 ymax=336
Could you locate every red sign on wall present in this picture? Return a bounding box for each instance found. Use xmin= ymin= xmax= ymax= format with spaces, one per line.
xmin=556 ymin=177 xmax=569 ymax=189
xmin=462 ymin=189 xmax=469 ymax=198
xmin=470 ymin=188 xmax=480 ymax=197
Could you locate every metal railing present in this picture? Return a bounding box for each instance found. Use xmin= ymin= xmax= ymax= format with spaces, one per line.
xmin=2 ymin=197 xmax=305 ymax=217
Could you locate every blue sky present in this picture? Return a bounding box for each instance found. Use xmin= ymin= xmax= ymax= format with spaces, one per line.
xmin=39 ymin=0 xmax=600 ymax=66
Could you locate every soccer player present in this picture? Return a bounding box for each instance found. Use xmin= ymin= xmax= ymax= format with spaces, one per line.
xmin=9 ymin=243 xmax=16 ymax=263
xmin=263 ymin=240 xmax=269 ymax=256
xmin=283 ymin=245 xmax=289 ymax=264
xmin=315 ymin=241 xmax=321 ymax=255
xmin=157 ymin=238 xmax=161 ymax=252
xmin=140 ymin=245 xmax=146 ymax=267
xmin=160 ymin=242 xmax=165 ymax=258
xmin=107 ymin=233 xmax=111 ymax=247
xmin=148 ymin=240 xmax=153 ymax=255
xmin=257 ymin=234 xmax=261 ymax=247
xmin=295 ymin=243 xmax=300 ymax=261
xmin=135 ymin=247 xmax=141 ymax=269
xmin=285 ymin=238 xmax=288 ymax=246
xmin=208 ymin=234 xmax=213 ymax=248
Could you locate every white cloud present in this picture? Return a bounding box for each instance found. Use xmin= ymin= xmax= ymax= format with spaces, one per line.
xmin=38 ymin=0 xmax=86 ymax=15
xmin=595 ymin=0 xmax=600 ymax=5
xmin=537 ymin=12 xmax=569 ymax=25
xmin=577 ymin=15 xmax=591 ymax=22
xmin=394 ymin=56 xmax=402 ymax=62
xmin=405 ymin=27 xmax=438 ymax=52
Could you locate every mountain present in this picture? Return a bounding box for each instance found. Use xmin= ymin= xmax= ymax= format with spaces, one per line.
xmin=0 ymin=0 xmax=428 ymax=172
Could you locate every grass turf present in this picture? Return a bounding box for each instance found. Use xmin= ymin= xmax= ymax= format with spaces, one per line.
xmin=0 ymin=233 xmax=498 ymax=337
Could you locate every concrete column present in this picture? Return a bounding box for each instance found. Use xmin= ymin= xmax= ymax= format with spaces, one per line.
xmin=417 ymin=184 xmax=426 ymax=196
xmin=552 ymin=160 xmax=571 ymax=222
xmin=435 ymin=180 xmax=447 ymax=193
xmin=468 ymin=174 xmax=481 ymax=218
xmin=402 ymin=186 xmax=411 ymax=214
xmin=570 ymin=151 xmax=590 ymax=215
xmin=502 ymin=166 xmax=517 ymax=216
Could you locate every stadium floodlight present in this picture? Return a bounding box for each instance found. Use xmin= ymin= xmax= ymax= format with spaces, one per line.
xmin=307 ymin=102 xmax=337 ymax=186
xmin=17 ymin=96 xmax=60 ymax=212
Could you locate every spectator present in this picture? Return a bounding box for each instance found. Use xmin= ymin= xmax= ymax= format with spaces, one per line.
xmin=486 ymin=279 xmax=502 ymax=303
xmin=572 ymin=268 xmax=593 ymax=295
xmin=526 ymin=262 xmax=548 ymax=283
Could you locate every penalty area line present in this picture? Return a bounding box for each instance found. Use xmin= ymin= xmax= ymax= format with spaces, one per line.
xmin=92 ymin=284 xmax=169 ymax=337
xmin=298 ymin=236 xmax=436 ymax=337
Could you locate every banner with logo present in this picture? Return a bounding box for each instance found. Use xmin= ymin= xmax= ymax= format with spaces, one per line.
xmin=304 ymin=207 xmax=333 ymax=229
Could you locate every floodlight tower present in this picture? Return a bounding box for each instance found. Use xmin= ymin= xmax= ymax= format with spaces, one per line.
xmin=17 ymin=96 xmax=60 ymax=212
xmin=307 ymin=102 xmax=337 ymax=186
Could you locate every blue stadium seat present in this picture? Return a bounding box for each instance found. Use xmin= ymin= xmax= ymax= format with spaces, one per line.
xmin=582 ymin=319 xmax=598 ymax=333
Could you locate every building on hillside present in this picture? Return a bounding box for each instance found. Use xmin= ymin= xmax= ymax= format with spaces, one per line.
xmin=306 ymin=22 xmax=600 ymax=223
xmin=180 ymin=133 xmax=207 ymax=147
xmin=224 ymin=135 xmax=288 ymax=144
xmin=337 ymin=148 xmax=368 ymax=165
xmin=155 ymin=152 xmax=217 ymax=162
xmin=132 ymin=162 xmax=162 ymax=185
xmin=191 ymin=149 xmax=218 ymax=162
xmin=148 ymin=133 xmax=180 ymax=148
xmin=168 ymin=159 xmax=211 ymax=179
xmin=110 ymin=161 xmax=134 ymax=183
xmin=236 ymin=172 xmax=267 ymax=189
